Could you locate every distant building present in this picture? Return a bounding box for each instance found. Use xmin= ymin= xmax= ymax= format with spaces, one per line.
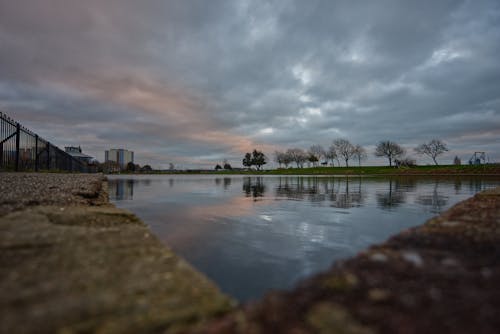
xmin=65 ymin=146 xmax=94 ymax=163
xmin=105 ymin=148 xmax=134 ymax=168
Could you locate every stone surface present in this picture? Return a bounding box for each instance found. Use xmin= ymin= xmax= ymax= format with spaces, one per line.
xmin=0 ymin=173 xmax=234 ymax=334
xmin=0 ymin=173 xmax=107 ymax=216
xmin=197 ymin=187 xmax=500 ymax=334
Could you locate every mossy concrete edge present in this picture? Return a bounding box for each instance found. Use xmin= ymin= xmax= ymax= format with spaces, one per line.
xmin=0 ymin=174 xmax=235 ymax=334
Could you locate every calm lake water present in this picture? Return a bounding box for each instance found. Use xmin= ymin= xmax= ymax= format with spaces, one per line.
xmin=108 ymin=175 xmax=499 ymax=302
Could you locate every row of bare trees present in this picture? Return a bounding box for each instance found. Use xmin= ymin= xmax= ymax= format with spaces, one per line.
xmin=274 ymin=139 xmax=449 ymax=168
xmin=375 ymin=139 xmax=449 ymax=166
xmin=274 ymin=139 xmax=367 ymax=168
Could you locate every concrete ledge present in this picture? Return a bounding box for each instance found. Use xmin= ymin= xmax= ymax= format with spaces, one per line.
xmin=0 ymin=174 xmax=234 ymax=334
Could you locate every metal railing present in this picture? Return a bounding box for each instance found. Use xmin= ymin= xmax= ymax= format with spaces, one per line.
xmin=1 ymin=111 xmax=91 ymax=172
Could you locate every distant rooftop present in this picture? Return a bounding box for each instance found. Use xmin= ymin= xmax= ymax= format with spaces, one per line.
xmin=65 ymin=146 xmax=82 ymax=153
xmin=65 ymin=146 xmax=93 ymax=160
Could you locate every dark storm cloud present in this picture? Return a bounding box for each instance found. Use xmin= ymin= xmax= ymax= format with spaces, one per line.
xmin=0 ymin=0 xmax=499 ymax=168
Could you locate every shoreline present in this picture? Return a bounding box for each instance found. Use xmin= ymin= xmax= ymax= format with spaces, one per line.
xmin=108 ymin=172 xmax=500 ymax=177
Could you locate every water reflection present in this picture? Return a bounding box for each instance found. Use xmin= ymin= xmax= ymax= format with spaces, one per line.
xmin=112 ymin=179 xmax=134 ymax=200
xmin=108 ymin=175 xmax=499 ymax=302
xmin=108 ymin=176 xmax=494 ymax=213
xmin=274 ymin=177 xmax=365 ymax=208
xmin=416 ymin=181 xmax=449 ymax=214
xmin=242 ymin=177 xmax=266 ymax=199
xmin=375 ymin=178 xmax=410 ymax=210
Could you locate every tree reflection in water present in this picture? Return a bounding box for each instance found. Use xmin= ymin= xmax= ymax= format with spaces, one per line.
xmin=376 ymin=178 xmax=410 ymax=210
xmin=454 ymin=178 xmax=462 ymax=194
xmin=106 ymin=176 xmax=492 ymax=214
xmin=213 ymin=177 xmax=232 ymax=190
xmin=274 ymin=177 xmax=365 ymax=209
xmin=242 ymin=177 xmax=266 ymax=200
xmin=223 ymin=177 xmax=232 ymax=190
xmin=416 ymin=180 xmax=449 ymax=214
xmin=328 ymin=177 xmax=365 ymax=209
xmin=107 ymin=175 xmax=499 ymax=302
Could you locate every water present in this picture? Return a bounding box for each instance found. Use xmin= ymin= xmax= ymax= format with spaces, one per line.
xmin=108 ymin=175 xmax=499 ymax=302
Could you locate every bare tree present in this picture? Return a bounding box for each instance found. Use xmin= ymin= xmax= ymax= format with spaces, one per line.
xmin=274 ymin=151 xmax=285 ymax=168
xmin=326 ymin=145 xmax=339 ymax=166
xmin=375 ymin=141 xmax=405 ymax=167
xmin=352 ymin=144 xmax=367 ymax=167
xmin=274 ymin=151 xmax=292 ymax=168
xmin=307 ymin=153 xmax=318 ymax=167
xmin=333 ymin=139 xmax=356 ymax=167
xmin=414 ymin=139 xmax=449 ymax=165
xmin=286 ymin=148 xmax=307 ymax=168
xmin=308 ymin=145 xmax=326 ymax=167
xmin=282 ymin=151 xmax=292 ymax=168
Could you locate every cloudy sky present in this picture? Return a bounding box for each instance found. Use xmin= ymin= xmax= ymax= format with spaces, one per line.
xmin=1 ymin=0 xmax=499 ymax=168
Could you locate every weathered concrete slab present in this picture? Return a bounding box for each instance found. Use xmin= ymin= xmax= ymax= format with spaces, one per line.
xmin=199 ymin=187 xmax=500 ymax=334
xmin=0 ymin=173 xmax=234 ymax=334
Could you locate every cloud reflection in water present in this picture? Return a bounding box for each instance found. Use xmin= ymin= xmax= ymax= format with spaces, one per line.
xmin=108 ymin=175 xmax=499 ymax=301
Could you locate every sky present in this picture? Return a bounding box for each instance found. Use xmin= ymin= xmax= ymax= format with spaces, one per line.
xmin=1 ymin=0 xmax=499 ymax=169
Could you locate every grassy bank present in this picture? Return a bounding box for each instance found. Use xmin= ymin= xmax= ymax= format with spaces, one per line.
xmin=254 ymin=164 xmax=500 ymax=175
xmin=116 ymin=164 xmax=500 ymax=176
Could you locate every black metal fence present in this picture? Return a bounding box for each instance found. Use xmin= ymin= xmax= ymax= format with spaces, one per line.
xmin=1 ymin=111 xmax=91 ymax=172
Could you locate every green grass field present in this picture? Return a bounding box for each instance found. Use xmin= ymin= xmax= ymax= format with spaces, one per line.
xmin=255 ymin=164 xmax=500 ymax=175
xmin=137 ymin=164 xmax=499 ymax=176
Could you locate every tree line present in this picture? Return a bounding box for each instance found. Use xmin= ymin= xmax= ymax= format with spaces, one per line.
xmin=97 ymin=160 xmax=153 ymax=173
xmin=271 ymin=138 xmax=449 ymax=168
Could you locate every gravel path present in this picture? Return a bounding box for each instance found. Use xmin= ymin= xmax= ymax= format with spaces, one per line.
xmin=0 ymin=173 xmax=107 ymax=216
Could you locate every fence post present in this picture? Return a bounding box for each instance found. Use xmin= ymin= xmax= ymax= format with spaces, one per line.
xmin=46 ymin=142 xmax=50 ymax=170
xmin=15 ymin=123 xmax=20 ymax=171
xmin=35 ymin=135 xmax=39 ymax=172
